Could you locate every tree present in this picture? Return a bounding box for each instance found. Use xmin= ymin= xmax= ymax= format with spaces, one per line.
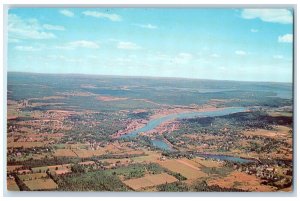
xmin=71 ymin=164 xmax=85 ymax=173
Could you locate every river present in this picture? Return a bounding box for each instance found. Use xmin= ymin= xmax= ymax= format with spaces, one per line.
xmin=120 ymin=107 xmax=255 ymax=163
xmin=121 ymin=107 xmax=246 ymax=139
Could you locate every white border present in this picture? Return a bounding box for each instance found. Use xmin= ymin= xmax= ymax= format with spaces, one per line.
xmin=1 ymin=0 xmax=299 ymax=200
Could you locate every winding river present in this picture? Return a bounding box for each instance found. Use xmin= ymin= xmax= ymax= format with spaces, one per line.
xmin=120 ymin=107 xmax=255 ymax=163
xmin=121 ymin=107 xmax=246 ymax=139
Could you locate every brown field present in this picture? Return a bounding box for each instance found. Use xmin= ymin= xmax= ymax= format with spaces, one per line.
xmin=268 ymin=111 xmax=293 ymax=117
xmin=7 ymin=165 xmax=23 ymax=173
xmin=79 ymin=161 xmax=96 ymax=165
xmin=18 ymin=173 xmax=48 ymax=181
xmin=122 ymin=173 xmax=178 ymax=191
xmin=7 ymin=178 xmax=20 ymax=191
xmin=104 ymin=143 xmax=123 ymax=152
xmin=54 ymin=144 xmax=128 ymax=158
xmin=243 ymin=126 xmax=291 ymax=139
xmin=7 ymin=141 xmax=48 ymax=148
xmin=280 ymin=187 xmax=293 ymax=192
xmin=73 ymin=149 xmax=107 ymax=158
xmin=177 ymin=158 xmax=204 ymax=169
xmin=7 ymin=137 xmax=14 ymax=143
xmin=54 ymin=167 xmax=72 ymax=175
xmin=158 ymin=159 xmax=207 ymax=179
xmin=30 ymin=95 xmax=66 ymax=101
xmin=96 ymin=96 xmax=128 ymax=102
xmin=27 ymin=133 xmax=64 ymax=140
xmin=111 ymin=150 xmax=145 ymax=157
xmin=63 ymin=143 xmax=89 ymax=149
xmin=191 ymin=157 xmax=224 ymax=168
xmin=131 ymin=152 xmax=161 ymax=163
xmin=43 ymin=164 xmax=72 ymax=175
xmin=207 ymin=171 xmax=276 ymax=192
xmin=32 ymin=164 xmax=72 ymax=175
xmin=48 ymin=164 xmax=71 ymax=170
xmin=100 ymin=158 xmax=132 ymax=164
xmin=53 ymin=149 xmax=77 ymax=157
xmin=24 ymin=178 xmax=58 ymax=191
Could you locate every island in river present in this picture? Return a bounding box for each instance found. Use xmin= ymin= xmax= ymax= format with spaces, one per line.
xmin=7 ymin=72 xmax=293 ymax=192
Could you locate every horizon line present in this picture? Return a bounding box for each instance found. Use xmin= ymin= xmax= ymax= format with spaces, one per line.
xmin=7 ymin=71 xmax=293 ymax=84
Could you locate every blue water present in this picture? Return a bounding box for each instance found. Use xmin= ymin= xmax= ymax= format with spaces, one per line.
xmin=121 ymin=107 xmax=246 ymax=139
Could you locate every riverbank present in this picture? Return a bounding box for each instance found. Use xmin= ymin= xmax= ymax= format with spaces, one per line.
xmin=118 ymin=107 xmax=246 ymax=139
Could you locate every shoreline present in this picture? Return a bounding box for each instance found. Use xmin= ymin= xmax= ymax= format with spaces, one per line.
xmin=115 ymin=106 xmax=245 ymax=138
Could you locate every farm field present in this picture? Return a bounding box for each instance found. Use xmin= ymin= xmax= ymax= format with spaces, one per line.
xmin=191 ymin=157 xmax=224 ymax=168
xmin=207 ymin=171 xmax=276 ymax=192
xmin=7 ymin=141 xmax=48 ymax=148
xmin=5 ymin=4 xmax=295 ymax=194
xmin=6 ymin=72 xmax=293 ymax=192
xmin=158 ymin=159 xmax=207 ymax=179
xmin=7 ymin=178 xmax=20 ymax=191
xmin=122 ymin=173 xmax=178 ymax=191
xmin=18 ymin=173 xmax=48 ymax=181
xmin=24 ymin=178 xmax=58 ymax=191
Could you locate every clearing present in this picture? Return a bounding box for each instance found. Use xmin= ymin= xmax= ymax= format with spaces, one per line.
xmin=122 ymin=173 xmax=178 ymax=191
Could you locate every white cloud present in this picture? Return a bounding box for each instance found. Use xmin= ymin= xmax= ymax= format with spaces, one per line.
xmin=235 ymin=50 xmax=247 ymax=55
xmin=278 ymin=34 xmax=293 ymax=43
xmin=210 ymin=53 xmax=220 ymax=58
xmin=15 ymin=46 xmax=41 ymax=51
xmin=133 ymin=23 xmax=158 ymax=29
xmin=273 ymin=55 xmax=284 ymax=59
xmin=43 ymin=24 xmax=65 ymax=31
xmin=117 ymin=41 xmax=140 ymax=50
xmin=8 ymin=14 xmax=56 ymax=40
xmin=82 ymin=11 xmax=122 ymax=21
xmin=178 ymin=53 xmax=193 ymax=59
xmin=59 ymin=9 xmax=74 ymax=17
xmin=241 ymin=9 xmax=293 ymax=24
xmin=55 ymin=40 xmax=100 ymax=50
xmin=250 ymin=29 xmax=259 ymax=33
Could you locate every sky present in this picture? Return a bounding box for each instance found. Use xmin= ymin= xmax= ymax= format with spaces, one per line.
xmin=7 ymin=8 xmax=294 ymax=82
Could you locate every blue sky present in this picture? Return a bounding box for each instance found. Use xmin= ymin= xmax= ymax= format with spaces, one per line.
xmin=7 ymin=8 xmax=293 ymax=82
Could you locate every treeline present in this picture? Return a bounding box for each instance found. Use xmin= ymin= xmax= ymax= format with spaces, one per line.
xmin=128 ymin=111 xmax=151 ymax=120
xmin=57 ymin=170 xmax=129 ymax=191
xmin=172 ymin=111 xmax=292 ymax=139
xmin=157 ymin=180 xmax=247 ymax=192
xmin=182 ymin=111 xmax=292 ymax=130
xmin=7 ymin=156 xmax=81 ymax=167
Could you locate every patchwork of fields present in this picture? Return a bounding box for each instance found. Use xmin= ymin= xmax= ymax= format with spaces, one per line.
xmin=6 ymin=73 xmax=293 ymax=192
xmin=159 ymin=159 xmax=207 ymax=179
